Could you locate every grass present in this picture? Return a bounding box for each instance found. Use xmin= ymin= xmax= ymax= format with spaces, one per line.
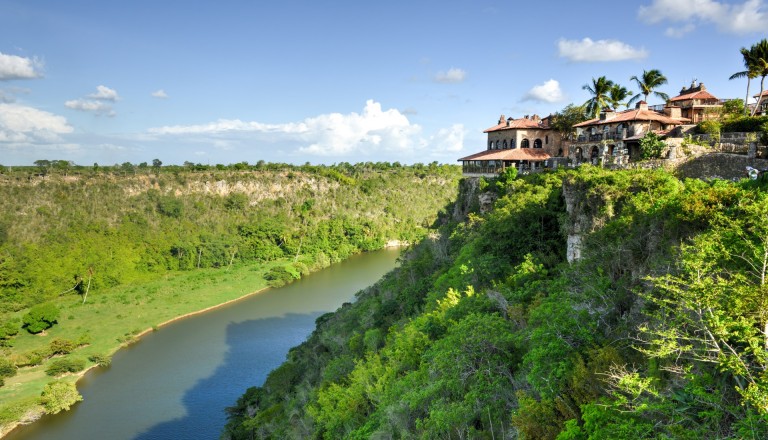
xmin=0 ymin=260 xmax=281 ymax=435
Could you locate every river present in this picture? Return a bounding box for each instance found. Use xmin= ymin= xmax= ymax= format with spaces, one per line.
xmin=6 ymin=248 xmax=401 ymax=440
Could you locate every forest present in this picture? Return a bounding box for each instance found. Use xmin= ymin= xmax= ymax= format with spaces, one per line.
xmin=0 ymin=161 xmax=460 ymax=432
xmin=223 ymin=166 xmax=768 ymax=439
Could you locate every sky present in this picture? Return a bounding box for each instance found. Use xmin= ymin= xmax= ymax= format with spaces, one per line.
xmin=0 ymin=0 xmax=766 ymax=166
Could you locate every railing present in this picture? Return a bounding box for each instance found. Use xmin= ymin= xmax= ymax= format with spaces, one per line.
xmin=574 ymin=129 xmax=636 ymax=143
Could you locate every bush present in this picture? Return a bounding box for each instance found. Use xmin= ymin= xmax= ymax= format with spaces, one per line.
xmin=640 ymin=132 xmax=666 ymax=159
xmin=721 ymin=115 xmax=768 ymax=133
xmin=0 ymin=319 xmax=20 ymax=345
xmin=45 ymin=357 xmax=86 ymax=376
xmin=0 ymin=357 xmax=16 ymax=379
xmin=22 ymin=303 xmax=60 ymax=334
xmin=88 ymin=353 xmax=112 ymax=368
xmin=48 ymin=338 xmax=76 ymax=356
xmin=40 ymin=381 xmax=82 ymax=414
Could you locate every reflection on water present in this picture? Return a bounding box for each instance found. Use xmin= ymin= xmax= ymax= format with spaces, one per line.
xmin=6 ymin=249 xmax=400 ymax=440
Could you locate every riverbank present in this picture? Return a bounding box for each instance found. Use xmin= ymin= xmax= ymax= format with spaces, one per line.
xmin=0 ymin=259 xmax=286 ymax=437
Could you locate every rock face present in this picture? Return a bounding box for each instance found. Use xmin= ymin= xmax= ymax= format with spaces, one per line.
xmin=450 ymin=178 xmax=498 ymax=222
xmin=561 ymin=177 xmax=611 ymax=263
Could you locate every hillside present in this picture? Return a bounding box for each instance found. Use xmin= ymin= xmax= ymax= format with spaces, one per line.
xmin=0 ymin=162 xmax=460 ymax=434
xmin=223 ymin=166 xmax=768 ymax=439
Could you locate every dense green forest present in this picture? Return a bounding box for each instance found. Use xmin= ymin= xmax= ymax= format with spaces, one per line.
xmin=223 ymin=166 xmax=768 ymax=439
xmin=0 ymin=162 xmax=460 ymax=432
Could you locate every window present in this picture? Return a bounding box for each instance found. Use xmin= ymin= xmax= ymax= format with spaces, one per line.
xmin=533 ymin=139 xmax=542 ymax=148
xmin=503 ymin=140 xmax=507 ymax=149
xmin=545 ymin=135 xmax=549 ymax=144
xmin=521 ymin=139 xmax=530 ymax=148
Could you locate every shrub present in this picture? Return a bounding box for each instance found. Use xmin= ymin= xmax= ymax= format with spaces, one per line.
xmin=48 ymin=338 xmax=76 ymax=356
xmin=0 ymin=357 xmax=16 ymax=379
xmin=639 ymin=132 xmax=666 ymax=159
xmin=721 ymin=115 xmax=768 ymax=133
xmin=88 ymin=353 xmax=112 ymax=368
xmin=22 ymin=303 xmax=60 ymax=334
xmin=45 ymin=357 xmax=86 ymax=376
xmin=40 ymin=381 xmax=82 ymax=414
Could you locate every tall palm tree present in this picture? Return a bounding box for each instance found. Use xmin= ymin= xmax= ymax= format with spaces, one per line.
xmin=609 ymin=84 xmax=632 ymax=110
xmin=627 ymin=69 xmax=669 ymax=107
xmin=583 ymin=76 xmax=614 ymax=118
xmin=730 ymin=46 xmax=759 ymax=116
xmin=748 ymin=39 xmax=768 ymax=116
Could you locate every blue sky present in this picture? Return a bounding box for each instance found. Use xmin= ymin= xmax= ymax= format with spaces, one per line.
xmin=0 ymin=0 xmax=766 ymax=166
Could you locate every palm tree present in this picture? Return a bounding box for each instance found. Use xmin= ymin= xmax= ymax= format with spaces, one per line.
xmin=748 ymin=39 xmax=768 ymax=116
xmin=729 ymin=46 xmax=759 ymax=116
xmin=583 ymin=76 xmax=614 ymax=118
xmin=608 ymin=84 xmax=632 ymax=110
xmin=627 ymin=69 xmax=669 ymax=107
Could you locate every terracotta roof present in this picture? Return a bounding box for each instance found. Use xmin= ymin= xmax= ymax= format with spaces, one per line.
xmin=573 ymin=108 xmax=684 ymax=128
xmin=484 ymin=118 xmax=546 ymax=133
xmin=669 ymin=90 xmax=719 ymax=102
xmin=458 ymin=148 xmax=551 ymax=162
xmin=754 ymin=90 xmax=768 ymax=98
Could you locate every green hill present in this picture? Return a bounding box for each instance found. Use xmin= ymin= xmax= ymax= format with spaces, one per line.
xmin=223 ymin=166 xmax=768 ymax=439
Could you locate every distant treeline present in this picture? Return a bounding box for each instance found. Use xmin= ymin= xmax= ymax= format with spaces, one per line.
xmin=0 ymin=162 xmax=460 ymax=315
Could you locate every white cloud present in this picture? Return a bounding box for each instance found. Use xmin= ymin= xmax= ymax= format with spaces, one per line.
xmin=434 ymin=67 xmax=467 ymax=84
xmin=665 ymin=23 xmax=696 ymax=37
xmin=65 ymin=99 xmax=115 ymax=116
xmin=149 ymin=100 xmax=464 ymax=158
xmin=151 ymin=89 xmax=169 ymax=99
xmin=0 ymin=103 xmax=72 ymax=143
xmin=638 ymin=0 xmax=768 ymax=34
xmin=557 ymin=38 xmax=648 ymax=62
xmin=88 ymin=85 xmax=119 ymax=101
xmin=0 ymin=52 xmax=43 ymax=80
xmin=523 ymin=79 xmax=565 ymax=103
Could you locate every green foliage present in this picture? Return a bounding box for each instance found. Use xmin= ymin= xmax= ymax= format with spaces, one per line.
xmin=0 ymin=318 xmax=20 ymax=345
xmin=639 ymin=131 xmax=665 ymax=159
xmin=225 ymin=167 xmax=768 ymax=439
xmin=22 ymin=303 xmax=60 ymax=334
xmin=0 ymin=357 xmax=16 ymax=379
xmin=551 ymin=103 xmax=589 ymax=140
xmin=45 ymin=357 xmax=86 ymax=376
xmin=48 ymin=338 xmax=77 ymax=355
xmin=721 ymin=115 xmax=768 ymax=132
xmin=88 ymin=353 xmax=112 ymax=367
xmin=40 ymin=381 xmax=82 ymax=414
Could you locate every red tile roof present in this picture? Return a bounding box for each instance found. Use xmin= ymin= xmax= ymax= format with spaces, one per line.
xmin=574 ymin=108 xmax=684 ymax=128
xmin=669 ymin=89 xmax=719 ymax=102
xmin=484 ymin=118 xmax=547 ymax=133
xmin=458 ymin=148 xmax=551 ymax=162
xmin=754 ymin=90 xmax=768 ymax=97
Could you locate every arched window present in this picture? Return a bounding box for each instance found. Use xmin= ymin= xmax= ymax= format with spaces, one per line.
xmin=488 ymin=141 xmax=493 ymax=150
xmin=533 ymin=139 xmax=542 ymax=149
xmin=521 ymin=139 xmax=530 ymax=148
xmin=510 ymin=139 xmax=516 ymax=149
xmin=503 ymin=140 xmax=507 ymax=149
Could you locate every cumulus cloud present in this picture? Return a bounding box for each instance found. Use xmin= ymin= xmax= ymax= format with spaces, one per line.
xmin=65 ymin=85 xmax=120 ymax=116
xmin=65 ymin=99 xmax=115 ymax=116
xmin=0 ymin=52 xmax=43 ymax=80
xmin=149 ymin=100 xmax=463 ymax=158
xmin=558 ymin=38 xmax=648 ymax=62
xmin=151 ymin=89 xmax=169 ymax=99
xmin=89 ymin=85 xmax=119 ymax=101
xmin=434 ymin=67 xmax=467 ymax=84
xmin=0 ymin=103 xmax=72 ymax=143
xmin=638 ymin=0 xmax=768 ymax=34
xmin=523 ymin=79 xmax=565 ymax=103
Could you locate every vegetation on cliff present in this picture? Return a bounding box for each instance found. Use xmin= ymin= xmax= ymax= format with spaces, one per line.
xmin=0 ymin=162 xmax=459 ymax=432
xmin=224 ymin=166 xmax=768 ymax=439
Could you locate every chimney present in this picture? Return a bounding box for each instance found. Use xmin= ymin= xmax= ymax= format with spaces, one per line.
xmin=635 ymin=101 xmax=648 ymax=111
xmin=600 ymin=107 xmax=616 ymax=120
xmin=498 ymin=115 xmax=506 ymax=125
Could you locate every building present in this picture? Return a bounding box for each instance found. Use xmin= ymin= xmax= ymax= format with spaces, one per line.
xmin=665 ymin=81 xmax=723 ymax=124
xmin=753 ymin=90 xmax=768 ymax=116
xmin=568 ymin=101 xmax=687 ymax=165
xmin=458 ymin=114 xmax=561 ymax=176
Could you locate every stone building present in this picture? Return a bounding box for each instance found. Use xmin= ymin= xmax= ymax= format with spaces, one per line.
xmin=458 ymin=114 xmax=561 ymax=176
xmin=665 ymin=81 xmax=723 ymax=124
xmin=567 ymin=101 xmax=687 ymax=165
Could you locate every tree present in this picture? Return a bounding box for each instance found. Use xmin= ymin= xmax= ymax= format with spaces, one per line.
xmin=627 ymin=69 xmax=669 ymax=107
xmin=747 ymin=39 xmax=768 ymax=116
xmin=152 ymin=158 xmax=162 ymax=169
xmin=40 ymin=381 xmax=82 ymax=414
xmin=731 ymin=46 xmax=760 ymax=116
xmin=583 ymin=76 xmax=615 ymax=118
xmin=639 ymin=132 xmax=665 ymax=159
xmin=609 ymin=84 xmax=632 ymax=109
xmin=550 ymin=104 xmax=589 ymax=141
xmin=22 ymin=303 xmax=60 ymax=334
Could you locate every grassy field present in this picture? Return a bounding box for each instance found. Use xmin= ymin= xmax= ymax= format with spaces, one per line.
xmin=0 ymin=260 xmax=281 ymax=435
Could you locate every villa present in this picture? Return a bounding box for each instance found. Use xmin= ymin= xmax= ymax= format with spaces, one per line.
xmin=458 ymin=114 xmax=561 ymax=176
xmin=753 ymin=90 xmax=768 ymax=116
xmin=666 ymin=81 xmax=723 ymax=124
